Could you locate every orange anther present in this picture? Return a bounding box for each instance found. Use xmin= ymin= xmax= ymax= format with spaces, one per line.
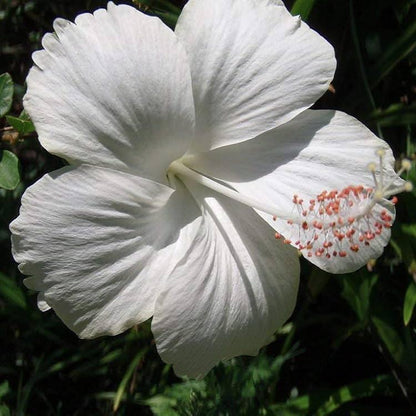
xmin=350 ymin=244 xmax=359 ymax=252
xmin=365 ymin=232 xmax=375 ymax=240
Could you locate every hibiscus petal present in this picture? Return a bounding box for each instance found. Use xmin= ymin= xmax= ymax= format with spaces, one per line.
xmin=188 ymin=110 xmax=402 ymax=274
xmin=152 ymin=181 xmax=300 ymax=378
xmin=175 ymin=0 xmax=336 ymax=153
xmin=10 ymin=165 xmax=201 ymax=338
xmin=25 ymin=3 xmax=195 ymax=183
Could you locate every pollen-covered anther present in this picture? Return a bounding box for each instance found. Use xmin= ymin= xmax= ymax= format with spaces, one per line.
xmin=350 ymin=244 xmax=359 ymax=252
xmin=273 ymin=149 xmax=413 ymax=261
xmin=404 ymin=181 xmax=413 ymax=192
xmin=401 ymin=159 xmax=412 ymax=171
xmin=281 ymin=183 xmax=387 ymax=259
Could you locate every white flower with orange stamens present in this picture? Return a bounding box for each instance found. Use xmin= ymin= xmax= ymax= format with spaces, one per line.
xmin=10 ymin=0 xmax=409 ymax=378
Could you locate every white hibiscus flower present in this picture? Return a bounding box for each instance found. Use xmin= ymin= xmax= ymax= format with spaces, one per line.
xmin=10 ymin=0 xmax=409 ymax=378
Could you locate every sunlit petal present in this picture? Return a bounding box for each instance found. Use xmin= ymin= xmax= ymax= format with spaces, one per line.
xmin=176 ymin=0 xmax=336 ymax=153
xmin=11 ymin=165 xmax=201 ymax=337
xmin=153 ymin=181 xmax=299 ymax=377
xmin=25 ymin=3 xmax=195 ymax=183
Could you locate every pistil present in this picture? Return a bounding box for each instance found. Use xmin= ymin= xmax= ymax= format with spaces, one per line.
xmin=168 ymin=160 xmax=289 ymax=219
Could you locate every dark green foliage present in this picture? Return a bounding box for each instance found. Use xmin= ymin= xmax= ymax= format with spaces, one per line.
xmin=0 ymin=73 xmax=13 ymax=118
xmin=1 ymin=0 xmax=416 ymax=414
xmin=0 ymin=150 xmax=20 ymax=190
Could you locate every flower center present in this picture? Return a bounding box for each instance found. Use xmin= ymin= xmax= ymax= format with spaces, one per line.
xmin=167 ymin=150 xmax=412 ymax=259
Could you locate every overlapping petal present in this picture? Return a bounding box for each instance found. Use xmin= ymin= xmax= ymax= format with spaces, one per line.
xmin=176 ymin=0 xmax=336 ymax=153
xmin=152 ymin=181 xmax=299 ymax=378
xmin=25 ymin=2 xmax=195 ymax=183
xmin=11 ymin=0 xmax=402 ymax=380
xmin=10 ymin=165 xmax=201 ymax=337
xmin=188 ymin=110 xmax=402 ymax=273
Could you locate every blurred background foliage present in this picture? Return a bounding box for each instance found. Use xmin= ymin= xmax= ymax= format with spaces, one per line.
xmin=1 ymin=0 xmax=416 ymax=414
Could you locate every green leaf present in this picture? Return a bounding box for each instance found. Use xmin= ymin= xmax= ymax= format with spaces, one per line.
xmin=370 ymin=273 xmax=416 ymax=375
xmin=0 ymin=381 xmax=9 ymax=399
xmin=371 ymin=315 xmax=406 ymax=368
xmin=339 ymin=271 xmax=378 ymax=322
xmin=270 ymin=374 xmax=396 ymax=415
xmin=145 ymin=395 xmax=179 ymax=416
xmin=0 ymin=405 xmax=11 ymax=416
xmin=403 ymin=282 xmax=416 ymax=326
xmin=291 ymin=0 xmax=317 ymax=20
xmin=0 ymin=273 xmax=26 ymax=309
xmin=314 ymin=375 xmax=396 ymax=416
xmin=0 ymin=73 xmax=13 ymax=117
xmin=5 ymin=114 xmax=35 ymax=135
xmin=113 ymin=348 xmax=148 ymax=412
xmin=368 ymin=103 xmax=416 ymax=127
xmin=392 ymin=223 xmax=416 ymax=270
xmin=146 ymin=380 xmax=206 ymax=416
xmin=371 ymin=19 xmax=416 ymax=86
xmin=0 ymin=150 xmax=20 ymax=190
xmin=153 ymin=11 xmax=180 ymax=28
